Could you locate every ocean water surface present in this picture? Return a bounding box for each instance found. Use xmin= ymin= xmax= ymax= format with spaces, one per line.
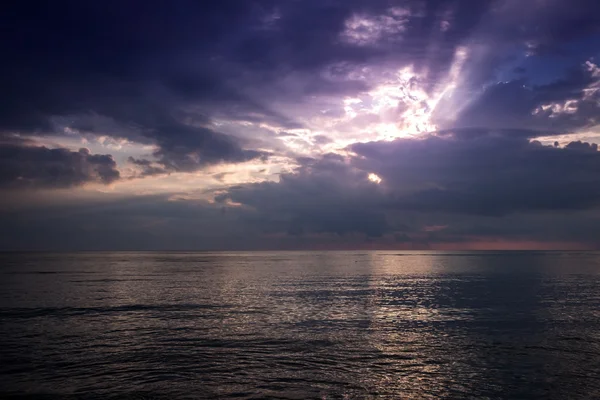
xmin=1 ymin=251 xmax=600 ymax=399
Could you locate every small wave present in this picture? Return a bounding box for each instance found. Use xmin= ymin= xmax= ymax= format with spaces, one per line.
xmin=0 ymin=303 xmax=229 ymax=318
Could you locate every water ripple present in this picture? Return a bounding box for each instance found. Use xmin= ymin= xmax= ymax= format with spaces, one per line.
xmin=1 ymin=251 xmax=600 ymax=399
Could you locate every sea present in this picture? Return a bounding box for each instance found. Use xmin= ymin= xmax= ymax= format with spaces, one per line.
xmin=1 ymin=251 xmax=600 ymax=399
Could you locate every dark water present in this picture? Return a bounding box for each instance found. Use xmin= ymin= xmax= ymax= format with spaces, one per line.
xmin=1 ymin=252 xmax=600 ymax=399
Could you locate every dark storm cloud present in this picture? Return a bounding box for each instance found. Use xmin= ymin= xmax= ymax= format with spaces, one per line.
xmin=3 ymin=187 xmax=600 ymax=251
xmin=496 ymin=0 xmax=600 ymax=53
xmin=220 ymin=153 xmax=391 ymax=237
xmin=219 ymin=130 xmax=600 ymax=240
xmin=0 ymin=0 xmax=531 ymax=162
xmin=1 ymin=193 xmax=372 ymax=251
xmin=0 ymin=142 xmax=119 ymax=188
xmin=0 ymin=0 xmax=339 ymax=126
xmin=3 ymin=132 xmax=600 ymax=249
xmin=127 ymin=157 xmax=168 ymax=177
xmin=2 ymin=0 xmax=600 ymax=249
xmin=2 ymin=1 xmax=597 ymax=143
xmin=351 ymin=133 xmax=600 ymax=215
xmin=1 ymin=1 xmax=298 ymax=169
xmin=0 ymin=195 xmax=242 ymax=251
xmin=127 ymin=117 xmax=270 ymax=175
xmin=445 ymin=60 xmax=600 ymax=133
xmin=565 ymin=141 xmax=599 ymax=152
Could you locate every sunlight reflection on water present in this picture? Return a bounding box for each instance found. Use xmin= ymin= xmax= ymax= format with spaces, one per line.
xmin=1 ymin=251 xmax=600 ymax=398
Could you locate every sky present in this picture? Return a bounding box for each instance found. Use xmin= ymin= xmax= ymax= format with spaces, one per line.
xmin=1 ymin=0 xmax=600 ymax=250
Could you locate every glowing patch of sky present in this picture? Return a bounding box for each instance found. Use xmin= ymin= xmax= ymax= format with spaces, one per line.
xmin=340 ymin=7 xmax=410 ymax=46
xmin=332 ymin=47 xmax=469 ymax=142
xmin=532 ymin=61 xmax=600 ymax=120
xmin=535 ymin=126 xmax=600 ymax=147
xmin=368 ymin=173 xmax=382 ymax=184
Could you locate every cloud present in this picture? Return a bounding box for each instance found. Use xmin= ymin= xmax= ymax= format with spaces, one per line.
xmin=0 ymin=1 xmax=301 ymax=171
xmin=3 ymin=128 xmax=600 ymax=249
xmin=352 ymin=132 xmax=600 ymax=215
xmin=564 ymin=140 xmax=599 ymax=152
xmin=441 ymin=60 xmax=600 ymax=134
xmin=0 ymin=194 xmax=239 ymax=251
xmin=340 ymin=7 xmax=410 ymax=46
xmin=2 ymin=1 xmax=596 ymax=152
xmin=2 ymin=0 xmax=600 ymax=249
xmin=2 ymin=192 xmax=600 ymax=251
xmin=128 ymin=119 xmax=270 ymax=175
xmin=0 ymin=1 xmax=514 ymax=157
xmin=0 ymin=141 xmax=119 ymax=188
xmin=220 ymin=153 xmax=391 ymax=237
xmin=127 ymin=157 xmax=169 ymax=178
xmin=493 ymin=0 xmax=600 ymax=53
xmin=216 ymin=131 xmax=600 ymax=242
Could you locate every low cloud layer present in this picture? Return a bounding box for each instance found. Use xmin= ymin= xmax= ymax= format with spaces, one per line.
xmin=218 ymin=132 xmax=600 ymax=242
xmin=0 ymin=138 xmax=119 ymax=188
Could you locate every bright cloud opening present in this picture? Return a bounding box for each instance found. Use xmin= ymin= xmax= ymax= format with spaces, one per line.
xmin=339 ymin=48 xmax=468 ymax=142
xmin=341 ymin=8 xmax=410 ymax=46
xmin=368 ymin=173 xmax=382 ymax=184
